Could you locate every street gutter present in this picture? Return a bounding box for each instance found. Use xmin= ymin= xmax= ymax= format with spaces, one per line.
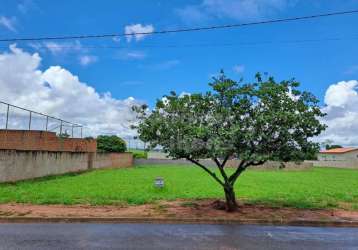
xmin=0 ymin=216 xmax=357 ymax=227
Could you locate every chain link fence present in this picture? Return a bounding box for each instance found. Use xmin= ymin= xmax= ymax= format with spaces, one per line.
xmin=0 ymin=101 xmax=84 ymax=138
xmin=0 ymin=101 xmax=162 ymax=145
xmin=123 ymin=137 xmax=146 ymax=150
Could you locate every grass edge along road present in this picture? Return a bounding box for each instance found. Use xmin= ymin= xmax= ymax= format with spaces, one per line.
xmin=0 ymin=166 xmax=357 ymax=210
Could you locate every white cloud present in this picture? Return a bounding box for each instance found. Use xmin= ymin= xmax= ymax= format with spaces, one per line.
xmin=43 ymin=42 xmax=65 ymax=55
xmin=0 ymin=45 xmax=142 ymax=138
xmin=116 ymin=50 xmax=147 ymax=60
xmin=27 ymin=42 xmax=42 ymax=50
xmin=319 ymin=80 xmax=358 ymax=146
xmin=29 ymin=41 xmax=96 ymax=66
xmin=79 ymin=55 xmax=98 ymax=66
xmin=124 ymin=24 xmax=154 ymax=42
xmin=233 ymin=64 xmax=245 ymax=73
xmin=176 ymin=0 xmax=294 ymax=23
xmin=126 ymin=51 xmax=146 ymax=59
xmin=43 ymin=40 xmax=85 ymax=55
xmin=324 ymin=81 xmax=358 ymax=108
xmin=0 ymin=16 xmax=16 ymax=32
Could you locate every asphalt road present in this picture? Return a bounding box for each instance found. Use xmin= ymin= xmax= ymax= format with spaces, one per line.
xmin=0 ymin=223 xmax=357 ymax=250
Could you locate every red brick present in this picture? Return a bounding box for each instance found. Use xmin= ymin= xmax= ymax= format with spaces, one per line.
xmin=0 ymin=130 xmax=96 ymax=152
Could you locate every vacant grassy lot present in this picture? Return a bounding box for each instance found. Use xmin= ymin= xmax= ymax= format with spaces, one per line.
xmin=0 ymin=165 xmax=357 ymax=210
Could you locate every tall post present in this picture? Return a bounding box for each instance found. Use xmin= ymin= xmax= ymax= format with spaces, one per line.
xmin=28 ymin=111 xmax=32 ymax=130
xmin=80 ymin=127 xmax=83 ymax=138
xmin=5 ymin=104 xmax=9 ymax=129
xmin=45 ymin=116 xmax=49 ymax=131
xmin=59 ymin=120 xmax=63 ymax=135
xmin=71 ymin=125 xmax=74 ymax=138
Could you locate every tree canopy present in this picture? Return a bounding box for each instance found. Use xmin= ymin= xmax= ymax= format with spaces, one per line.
xmin=326 ymin=144 xmax=343 ymax=150
xmin=134 ymin=72 xmax=326 ymax=211
xmin=97 ymin=135 xmax=127 ymax=153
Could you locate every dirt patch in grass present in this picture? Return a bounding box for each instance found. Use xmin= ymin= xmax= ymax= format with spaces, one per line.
xmin=0 ymin=199 xmax=358 ymax=223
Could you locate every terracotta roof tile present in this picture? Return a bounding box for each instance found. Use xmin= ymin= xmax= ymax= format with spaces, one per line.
xmin=320 ymin=147 xmax=358 ymax=154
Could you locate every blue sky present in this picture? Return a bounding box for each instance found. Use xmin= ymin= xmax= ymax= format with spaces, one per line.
xmin=1 ymin=0 xmax=358 ymax=143
xmin=1 ymin=0 xmax=358 ymax=103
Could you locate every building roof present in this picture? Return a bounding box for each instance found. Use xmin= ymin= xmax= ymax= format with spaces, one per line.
xmin=319 ymin=147 xmax=358 ymax=154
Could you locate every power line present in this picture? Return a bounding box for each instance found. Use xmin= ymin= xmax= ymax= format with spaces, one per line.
xmin=1 ymin=9 xmax=358 ymax=42
xmin=1 ymin=36 xmax=357 ymax=50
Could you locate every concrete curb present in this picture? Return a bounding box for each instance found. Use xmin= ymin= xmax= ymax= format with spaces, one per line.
xmin=0 ymin=216 xmax=357 ymax=227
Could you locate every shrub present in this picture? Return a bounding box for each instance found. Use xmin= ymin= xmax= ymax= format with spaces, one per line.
xmin=326 ymin=144 xmax=343 ymax=150
xmin=97 ymin=135 xmax=127 ymax=153
xmin=130 ymin=150 xmax=148 ymax=159
xmin=58 ymin=132 xmax=70 ymax=139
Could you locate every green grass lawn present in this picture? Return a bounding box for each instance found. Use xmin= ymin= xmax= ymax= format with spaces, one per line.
xmin=0 ymin=165 xmax=357 ymax=210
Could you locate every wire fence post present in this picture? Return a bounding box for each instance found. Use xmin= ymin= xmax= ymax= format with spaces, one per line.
xmin=59 ymin=120 xmax=63 ymax=135
xmin=5 ymin=104 xmax=9 ymax=129
xmin=28 ymin=111 xmax=32 ymax=130
xmin=45 ymin=116 xmax=49 ymax=131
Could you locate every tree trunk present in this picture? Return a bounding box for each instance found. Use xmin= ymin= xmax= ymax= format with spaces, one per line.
xmin=224 ymin=184 xmax=238 ymax=212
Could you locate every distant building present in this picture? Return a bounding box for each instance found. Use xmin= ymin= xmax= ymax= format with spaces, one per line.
xmin=318 ymin=148 xmax=358 ymax=161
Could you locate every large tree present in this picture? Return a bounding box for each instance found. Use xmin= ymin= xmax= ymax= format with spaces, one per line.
xmin=133 ymin=72 xmax=326 ymax=212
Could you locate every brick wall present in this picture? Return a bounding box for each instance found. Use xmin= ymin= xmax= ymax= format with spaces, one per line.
xmin=0 ymin=130 xmax=96 ymax=152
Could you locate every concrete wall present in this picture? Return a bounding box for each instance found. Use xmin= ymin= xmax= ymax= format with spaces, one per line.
xmin=147 ymin=151 xmax=170 ymax=159
xmin=225 ymin=160 xmax=312 ymax=170
xmin=317 ymin=150 xmax=358 ymax=161
xmin=0 ymin=150 xmax=133 ymax=183
xmin=93 ymin=152 xmax=133 ymax=169
xmin=307 ymin=160 xmax=358 ymax=169
xmin=0 ymin=130 xmax=96 ymax=152
xmin=135 ymin=158 xmax=312 ymax=170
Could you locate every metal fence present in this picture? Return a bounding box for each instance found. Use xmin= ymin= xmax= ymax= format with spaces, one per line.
xmin=123 ymin=137 xmax=146 ymax=150
xmin=0 ymin=101 xmax=84 ymax=138
xmin=123 ymin=137 xmax=165 ymax=152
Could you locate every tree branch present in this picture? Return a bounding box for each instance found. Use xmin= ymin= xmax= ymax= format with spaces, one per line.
xmin=221 ymin=155 xmax=230 ymax=168
xmin=228 ymin=159 xmax=247 ymax=184
xmin=187 ymin=158 xmax=225 ymax=187
xmin=228 ymin=158 xmax=267 ymax=185
xmin=213 ymin=158 xmax=229 ymax=182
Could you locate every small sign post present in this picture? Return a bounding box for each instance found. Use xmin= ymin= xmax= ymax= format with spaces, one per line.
xmin=154 ymin=177 xmax=164 ymax=189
